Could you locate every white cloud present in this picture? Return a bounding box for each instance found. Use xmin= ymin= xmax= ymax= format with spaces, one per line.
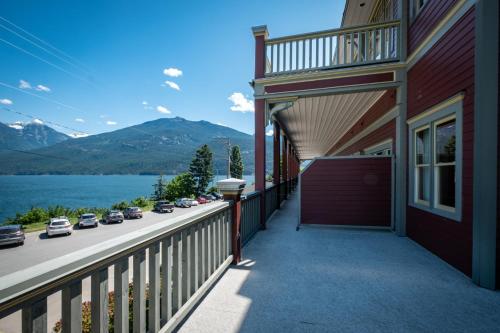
xmin=156 ymin=105 xmax=171 ymax=114
xmin=164 ymin=81 xmax=180 ymax=91
xmin=19 ymin=80 xmax=31 ymax=89
xmin=35 ymin=84 xmax=51 ymax=92
xmin=32 ymin=118 xmax=44 ymax=125
xmin=142 ymin=101 xmax=148 ymax=105
xmin=75 ymin=118 xmax=85 ymax=123
xmin=216 ymin=122 xmax=228 ymax=127
xmin=228 ymin=92 xmax=254 ymax=113
xmin=9 ymin=121 xmax=24 ymax=130
xmin=0 ymin=98 xmax=13 ymax=105
xmin=99 ymin=114 xmax=107 ymax=119
xmin=106 ymin=120 xmax=117 ymax=125
xmin=163 ymin=67 xmax=182 ymax=77
xmin=69 ymin=133 xmax=89 ymax=138
xmin=266 ymin=129 xmax=274 ymax=136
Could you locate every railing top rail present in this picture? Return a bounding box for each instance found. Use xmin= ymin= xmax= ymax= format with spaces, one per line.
xmin=266 ymin=20 xmax=400 ymax=44
xmin=243 ymin=191 xmax=261 ymax=200
xmin=0 ymin=202 xmax=231 ymax=313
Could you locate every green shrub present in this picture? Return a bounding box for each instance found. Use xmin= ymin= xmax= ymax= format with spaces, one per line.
xmin=47 ymin=205 xmax=71 ymax=218
xmin=111 ymin=201 xmax=129 ymax=211
xmin=6 ymin=207 xmax=49 ymax=226
xmin=131 ymin=197 xmax=149 ymax=208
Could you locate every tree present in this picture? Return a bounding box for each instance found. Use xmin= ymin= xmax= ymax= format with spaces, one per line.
xmin=152 ymin=174 xmax=167 ymax=201
xmin=230 ymin=145 xmax=244 ymax=179
xmin=164 ymin=173 xmax=195 ymax=201
xmin=189 ymin=144 xmax=214 ymax=196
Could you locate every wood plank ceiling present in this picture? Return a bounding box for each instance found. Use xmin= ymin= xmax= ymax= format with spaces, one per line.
xmin=275 ymin=90 xmax=386 ymax=160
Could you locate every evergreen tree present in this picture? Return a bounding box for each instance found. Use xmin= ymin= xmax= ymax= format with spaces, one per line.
xmin=230 ymin=145 xmax=244 ymax=179
xmin=189 ymin=144 xmax=214 ymax=196
xmin=152 ymin=174 xmax=167 ymax=200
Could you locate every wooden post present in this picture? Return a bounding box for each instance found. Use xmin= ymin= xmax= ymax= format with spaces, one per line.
xmin=282 ymin=136 xmax=288 ymax=199
xmin=273 ymin=121 xmax=281 ymax=208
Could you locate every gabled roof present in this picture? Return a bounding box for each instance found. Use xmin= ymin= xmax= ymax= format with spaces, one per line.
xmin=341 ymin=0 xmax=377 ymax=27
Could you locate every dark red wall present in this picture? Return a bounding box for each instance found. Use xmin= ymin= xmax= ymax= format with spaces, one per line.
xmin=328 ymin=89 xmax=396 ymax=155
xmin=407 ymin=7 xmax=475 ymax=276
xmin=338 ymin=120 xmax=395 ymax=156
xmin=408 ymin=0 xmax=458 ymax=54
xmin=301 ymin=158 xmax=391 ymax=227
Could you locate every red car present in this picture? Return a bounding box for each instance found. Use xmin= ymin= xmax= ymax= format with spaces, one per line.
xmin=197 ymin=196 xmax=208 ymax=204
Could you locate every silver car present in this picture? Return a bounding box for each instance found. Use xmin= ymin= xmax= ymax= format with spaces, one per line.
xmin=46 ymin=217 xmax=73 ymax=237
xmin=78 ymin=213 xmax=99 ymax=228
xmin=0 ymin=225 xmax=25 ymax=246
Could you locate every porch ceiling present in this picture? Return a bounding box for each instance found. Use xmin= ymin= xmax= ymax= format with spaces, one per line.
xmin=275 ymin=90 xmax=386 ymax=160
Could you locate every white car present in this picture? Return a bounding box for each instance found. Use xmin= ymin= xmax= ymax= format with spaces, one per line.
xmin=78 ymin=213 xmax=98 ymax=228
xmin=46 ymin=217 xmax=73 ymax=237
xmin=189 ymin=199 xmax=199 ymax=206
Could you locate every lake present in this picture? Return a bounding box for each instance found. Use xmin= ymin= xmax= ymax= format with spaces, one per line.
xmin=0 ymin=175 xmax=255 ymax=223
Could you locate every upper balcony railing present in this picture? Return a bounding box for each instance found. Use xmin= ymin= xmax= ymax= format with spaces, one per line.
xmin=264 ymin=20 xmax=400 ymax=77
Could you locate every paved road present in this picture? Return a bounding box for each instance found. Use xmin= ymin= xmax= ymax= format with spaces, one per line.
xmin=0 ymin=202 xmax=221 ymax=276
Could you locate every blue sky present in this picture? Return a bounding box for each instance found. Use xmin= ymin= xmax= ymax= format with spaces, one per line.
xmin=0 ymin=0 xmax=344 ymax=136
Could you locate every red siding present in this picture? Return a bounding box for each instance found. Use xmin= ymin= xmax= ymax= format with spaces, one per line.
xmin=265 ymin=72 xmax=394 ymax=94
xmin=301 ymin=158 xmax=391 ymax=227
xmin=408 ymin=0 xmax=458 ymax=54
xmin=338 ymin=120 xmax=396 ymax=156
xmin=328 ymin=89 xmax=396 ymax=155
xmin=407 ymin=8 xmax=474 ymax=276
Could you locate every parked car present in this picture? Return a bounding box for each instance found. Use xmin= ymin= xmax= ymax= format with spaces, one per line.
xmin=46 ymin=217 xmax=72 ymax=238
xmin=175 ymin=198 xmax=192 ymax=208
xmin=210 ymin=192 xmax=223 ymax=200
xmin=189 ymin=199 xmax=199 ymax=206
xmin=124 ymin=207 xmax=143 ymax=219
xmin=0 ymin=224 xmax=25 ymax=246
xmin=78 ymin=213 xmax=98 ymax=228
xmin=197 ymin=196 xmax=208 ymax=204
xmin=199 ymin=194 xmax=213 ymax=202
xmin=104 ymin=210 xmax=124 ymax=224
xmin=153 ymin=201 xmax=174 ymax=213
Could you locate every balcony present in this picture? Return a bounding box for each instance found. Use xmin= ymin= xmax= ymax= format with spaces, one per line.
xmin=263 ymin=20 xmax=400 ymax=77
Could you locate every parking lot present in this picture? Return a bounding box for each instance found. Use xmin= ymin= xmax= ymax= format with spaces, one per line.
xmin=0 ymin=202 xmax=221 ymax=276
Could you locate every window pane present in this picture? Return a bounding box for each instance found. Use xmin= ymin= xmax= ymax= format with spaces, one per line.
xmin=417 ymin=166 xmax=430 ymax=202
xmin=437 ymin=165 xmax=455 ymax=208
xmin=416 ymin=128 xmax=430 ymax=164
xmin=436 ymin=119 xmax=456 ymax=163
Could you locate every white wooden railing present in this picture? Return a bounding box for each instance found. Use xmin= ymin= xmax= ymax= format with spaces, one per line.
xmin=0 ymin=203 xmax=232 ymax=333
xmin=265 ymin=20 xmax=400 ymax=76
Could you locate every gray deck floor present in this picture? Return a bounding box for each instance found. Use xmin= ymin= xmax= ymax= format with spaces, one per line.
xmin=178 ymin=192 xmax=500 ymax=333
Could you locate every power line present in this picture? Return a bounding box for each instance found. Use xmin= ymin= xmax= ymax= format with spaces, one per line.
xmin=0 ymin=15 xmax=93 ymax=74
xmin=0 ymin=22 xmax=90 ymax=76
xmin=0 ymin=81 xmax=80 ymax=111
xmin=1 ymin=106 xmax=89 ymax=136
xmin=0 ymin=38 xmax=92 ymax=85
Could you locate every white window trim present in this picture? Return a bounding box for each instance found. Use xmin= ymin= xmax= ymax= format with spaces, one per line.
xmin=414 ymin=125 xmax=430 ymax=206
xmin=363 ymin=139 xmax=393 ymax=156
xmin=408 ymin=98 xmax=463 ymax=222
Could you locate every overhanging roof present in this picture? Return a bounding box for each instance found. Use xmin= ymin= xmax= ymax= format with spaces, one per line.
xmin=274 ymin=90 xmax=386 ymax=160
xmin=341 ymin=0 xmax=377 ymax=27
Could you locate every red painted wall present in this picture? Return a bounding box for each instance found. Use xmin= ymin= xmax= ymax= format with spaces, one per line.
xmin=407 ymin=8 xmax=475 ymax=276
xmin=328 ymin=89 xmax=396 ymax=155
xmin=301 ymin=158 xmax=391 ymax=227
xmin=408 ymin=0 xmax=458 ymax=54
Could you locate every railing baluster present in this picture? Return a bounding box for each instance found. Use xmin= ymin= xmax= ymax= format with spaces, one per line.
xmin=289 ymin=41 xmax=292 ymax=72
xmin=211 ymin=217 xmax=216 ymax=271
xmin=276 ymin=43 xmax=280 ymax=72
xmin=181 ymin=229 xmax=191 ymax=303
xmin=172 ymin=233 xmax=182 ymax=314
xmin=190 ymin=225 xmax=198 ymax=294
xmin=205 ymin=220 xmax=211 ymax=278
xmin=302 ymin=39 xmax=306 ymax=69
xmin=161 ymin=236 xmax=173 ymax=324
xmin=270 ymin=44 xmax=274 ymax=73
xmin=315 ymin=38 xmax=319 ymax=68
xmin=295 ymin=40 xmax=299 ymax=70
xmin=364 ymin=31 xmax=369 ymax=62
xmin=322 ymin=37 xmax=326 ymax=67
xmin=381 ymin=27 xmax=386 ymax=60
xmin=308 ymin=39 xmax=312 ymax=69
xmin=62 ymin=280 xmax=82 ymax=333
xmin=148 ymin=243 xmax=161 ymax=333
xmin=350 ymin=32 xmax=354 ymax=63
xmin=22 ymin=298 xmax=47 ymax=333
xmin=222 ymin=210 xmax=227 ymax=259
xmin=114 ymin=258 xmax=129 ymax=333
xmin=197 ymin=222 xmax=204 ymax=288
xmin=371 ymin=29 xmax=376 ymax=60
xmin=133 ymin=250 xmax=146 ymax=333
xmin=91 ymin=268 xmax=109 ymax=333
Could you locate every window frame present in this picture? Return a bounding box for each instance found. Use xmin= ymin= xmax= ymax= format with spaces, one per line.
xmin=410 ymin=0 xmax=430 ymax=22
xmin=408 ymin=99 xmax=463 ymax=221
xmin=414 ymin=125 xmax=431 ymax=206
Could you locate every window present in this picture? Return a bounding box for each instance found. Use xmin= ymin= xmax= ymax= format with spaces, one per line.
xmin=410 ymin=0 xmax=429 ymax=21
xmin=408 ymin=96 xmax=462 ymax=221
xmin=363 ymin=139 xmax=393 ymax=156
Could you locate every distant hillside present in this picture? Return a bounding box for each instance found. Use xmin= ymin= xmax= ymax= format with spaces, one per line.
xmin=0 ymin=117 xmax=271 ymax=175
xmin=0 ymin=121 xmax=70 ymax=151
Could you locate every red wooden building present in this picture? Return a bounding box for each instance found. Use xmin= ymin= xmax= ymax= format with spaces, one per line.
xmin=252 ymin=0 xmax=499 ymax=290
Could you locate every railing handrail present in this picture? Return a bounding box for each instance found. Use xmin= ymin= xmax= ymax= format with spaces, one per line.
xmin=0 ymin=202 xmax=231 ymax=314
xmin=243 ymin=191 xmax=261 ymax=201
xmin=266 ymin=20 xmax=400 ymax=44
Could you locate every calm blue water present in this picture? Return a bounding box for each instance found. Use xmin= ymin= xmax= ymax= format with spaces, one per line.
xmin=0 ymin=175 xmax=255 ymax=223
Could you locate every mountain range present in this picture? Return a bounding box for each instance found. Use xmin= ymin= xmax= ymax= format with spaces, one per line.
xmin=0 ymin=117 xmax=271 ymax=175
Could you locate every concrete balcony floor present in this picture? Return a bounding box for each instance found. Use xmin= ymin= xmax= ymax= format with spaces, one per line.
xmin=178 ymin=193 xmax=500 ymax=332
